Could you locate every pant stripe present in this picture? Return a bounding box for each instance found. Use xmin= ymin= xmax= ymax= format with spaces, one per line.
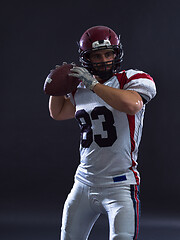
xmin=130 ymin=185 xmax=141 ymax=240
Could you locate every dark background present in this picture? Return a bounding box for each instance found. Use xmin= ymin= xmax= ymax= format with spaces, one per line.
xmin=1 ymin=0 xmax=180 ymax=239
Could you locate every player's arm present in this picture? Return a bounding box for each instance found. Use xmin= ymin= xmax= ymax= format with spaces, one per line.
xmin=93 ymin=84 xmax=143 ymax=115
xmin=69 ymin=66 xmax=143 ymax=115
xmin=49 ymin=95 xmax=75 ymax=120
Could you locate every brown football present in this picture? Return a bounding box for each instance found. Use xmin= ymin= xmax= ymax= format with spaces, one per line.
xmin=43 ymin=64 xmax=80 ymax=96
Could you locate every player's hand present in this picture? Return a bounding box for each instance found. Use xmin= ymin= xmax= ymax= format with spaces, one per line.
xmin=69 ymin=66 xmax=99 ymax=90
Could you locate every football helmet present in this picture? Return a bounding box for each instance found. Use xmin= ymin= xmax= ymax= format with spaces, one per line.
xmin=78 ymin=26 xmax=124 ymax=81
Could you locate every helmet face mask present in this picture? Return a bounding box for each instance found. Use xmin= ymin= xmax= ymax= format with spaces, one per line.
xmin=91 ymin=63 xmax=115 ymax=82
xmin=78 ymin=26 xmax=124 ymax=81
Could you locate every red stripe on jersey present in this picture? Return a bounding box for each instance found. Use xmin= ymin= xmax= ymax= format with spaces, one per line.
xmin=115 ymin=71 xmax=154 ymax=89
xmin=127 ymin=114 xmax=135 ymax=152
xmin=114 ymin=71 xmax=127 ymax=89
xmin=128 ymin=73 xmax=154 ymax=83
xmin=127 ymin=114 xmax=140 ymax=185
xmin=130 ymin=162 xmax=139 ymax=185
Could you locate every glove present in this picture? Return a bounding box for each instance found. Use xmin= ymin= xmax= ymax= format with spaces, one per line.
xmin=69 ymin=66 xmax=99 ymax=90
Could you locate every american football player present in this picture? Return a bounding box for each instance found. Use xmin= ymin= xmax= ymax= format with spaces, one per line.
xmin=48 ymin=25 xmax=156 ymax=240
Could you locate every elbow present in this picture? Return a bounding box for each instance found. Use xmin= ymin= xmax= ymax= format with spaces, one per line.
xmin=49 ymin=109 xmax=74 ymax=121
xmin=125 ymin=100 xmax=144 ymax=115
xmin=49 ymin=110 xmax=61 ymax=120
xmin=50 ymin=113 xmax=57 ymax=120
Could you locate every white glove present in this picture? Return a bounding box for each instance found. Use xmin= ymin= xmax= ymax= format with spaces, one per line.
xmin=69 ymin=66 xmax=99 ymax=90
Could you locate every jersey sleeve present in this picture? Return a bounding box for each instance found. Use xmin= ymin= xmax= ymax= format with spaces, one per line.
xmin=123 ymin=69 xmax=157 ymax=103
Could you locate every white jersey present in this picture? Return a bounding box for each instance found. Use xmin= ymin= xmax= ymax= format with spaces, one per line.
xmin=70 ymin=69 xmax=156 ymax=187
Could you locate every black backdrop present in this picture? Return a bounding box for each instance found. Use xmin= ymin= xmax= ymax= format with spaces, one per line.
xmin=1 ymin=0 xmax=180 ymax=238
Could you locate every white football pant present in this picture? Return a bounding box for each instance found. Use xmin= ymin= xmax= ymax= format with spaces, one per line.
xmin=60 ymin=180 xmax=140 ymax=240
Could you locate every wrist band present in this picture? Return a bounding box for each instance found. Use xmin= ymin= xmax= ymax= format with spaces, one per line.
xmin=89 ymin=80 xmax=99 ymax=90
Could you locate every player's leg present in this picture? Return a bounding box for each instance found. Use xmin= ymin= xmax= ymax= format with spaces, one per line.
xmin=103 ymin=185 xmax=140 ymax=240
xmin=60 ymin=180 xmax=100 ymax=240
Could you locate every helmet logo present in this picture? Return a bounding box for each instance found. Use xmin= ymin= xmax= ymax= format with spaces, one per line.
xmin=92 ymin=39 xmax=111 ymax=49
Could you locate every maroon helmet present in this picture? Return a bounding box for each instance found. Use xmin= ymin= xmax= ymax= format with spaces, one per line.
xmin=78 ymin=26 xmax=123 ymax=80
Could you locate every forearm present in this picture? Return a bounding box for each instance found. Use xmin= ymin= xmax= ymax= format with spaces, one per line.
xmin=49 ymin=96 xmax=75 ymax=120
xmin=69 ymin=66 xmax=143 ymax=115
xmin=93 ymin=84 xmax=143 ymax=115
xmin=49 ymin=96 xmax=65 ymax=119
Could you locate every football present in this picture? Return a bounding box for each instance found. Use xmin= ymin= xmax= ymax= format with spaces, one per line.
xmin=43 ymin=64 xmax=80 ymax=96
